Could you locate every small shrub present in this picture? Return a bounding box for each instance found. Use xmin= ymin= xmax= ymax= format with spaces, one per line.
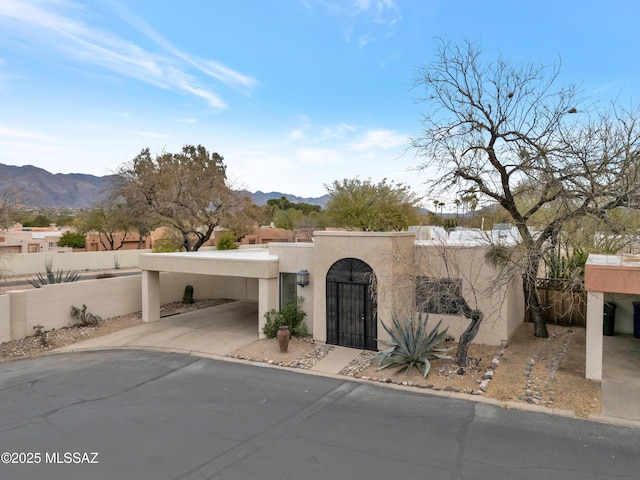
xmin=70 ymin=304 xmax=101 ymax=326
xmin=33 ymin=324 xmax=48 ymax=347
xmin=216 ymin=232 xmax=239 ymax=250
xmin=484 ymin=244 xmax=512 ymax=267
xmin=373 ymin=313 xmax=453 ymax=378
xmin=152 ymin=233 xmax=183 ymax=252
xmin=263 ymin=296 xmax=308 ymax=338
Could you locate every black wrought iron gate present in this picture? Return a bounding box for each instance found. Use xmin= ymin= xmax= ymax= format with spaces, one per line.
xmin=326 ymin=258 xmax=377 ymax=350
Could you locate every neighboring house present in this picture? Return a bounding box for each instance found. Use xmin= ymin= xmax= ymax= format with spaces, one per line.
xmin=237 ymin=225 xmax=294 ymax=245
xmin=85 ymin=231 xmax=153 ymax=251
xmin=0 ymin=225 xmax=71 ymax=254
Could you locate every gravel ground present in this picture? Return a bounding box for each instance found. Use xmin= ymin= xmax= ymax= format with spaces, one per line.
xmin=228 ymin=338 xmax=334 ymax=369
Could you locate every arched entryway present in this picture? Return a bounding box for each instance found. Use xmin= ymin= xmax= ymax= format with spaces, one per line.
xmin=326 ymin=258 xmax=377 ymax=350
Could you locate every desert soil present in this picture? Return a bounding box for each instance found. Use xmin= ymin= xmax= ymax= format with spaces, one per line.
xmin=0 ymin=299 xmax=600 ymax=418
xmin=228 ymin=321 xmax=600 ymax=418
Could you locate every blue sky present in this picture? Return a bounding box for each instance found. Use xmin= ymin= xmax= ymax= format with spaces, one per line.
xmin=1 ymin=1 xmax=639 ymax=200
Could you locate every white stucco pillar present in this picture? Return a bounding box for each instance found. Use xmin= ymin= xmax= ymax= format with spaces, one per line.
xmin=142 ymin=270 xmax=160 ymax=323
xmin=586 ymin=290 xmax=604 ymax=380
xmin=258 ymin=277 xmax=279 ymax=339
xmin=8 ymin=290 xmax=27 ymax=341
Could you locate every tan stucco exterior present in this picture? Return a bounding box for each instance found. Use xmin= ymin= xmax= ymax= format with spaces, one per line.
xmin=2 ymin=231 xmax=525 ymax=348
xmin=310 ymin=231 xmax=416 ymax=347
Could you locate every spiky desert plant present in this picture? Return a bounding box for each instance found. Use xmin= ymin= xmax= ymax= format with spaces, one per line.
xmin=373 ymin=313 xmax=453 ymax=378
xmin=27 ymin=258 xmax=80 ymax=288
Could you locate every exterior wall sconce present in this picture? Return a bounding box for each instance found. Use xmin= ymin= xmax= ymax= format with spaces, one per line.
xmin=296 ymin=269 xmax=310 ymax=287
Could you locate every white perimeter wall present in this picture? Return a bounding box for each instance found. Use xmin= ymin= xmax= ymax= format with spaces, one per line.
xmin=0 ymin=272 xmax=259 ymax=342
xmin=2 ymin=250 xmax=149 ymax=276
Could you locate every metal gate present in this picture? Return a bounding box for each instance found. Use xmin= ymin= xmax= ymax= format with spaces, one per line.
xmin=326 ymin=258 xmax=377 ymax=350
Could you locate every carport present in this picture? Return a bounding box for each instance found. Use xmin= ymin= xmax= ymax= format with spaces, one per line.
xmin=585 ymin=254 xmax=640 ymax=421
xmin=139 ymin=249 xmax=280 ymax=338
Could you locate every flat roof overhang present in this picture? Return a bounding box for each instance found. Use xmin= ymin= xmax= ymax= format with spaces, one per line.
xmin=139 ymin=249 xmax=279 ymax=279
xmin=585 ymin=254 xmax=640 ymax=295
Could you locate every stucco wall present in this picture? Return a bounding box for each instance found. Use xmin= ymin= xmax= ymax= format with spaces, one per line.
xmin=413 ymin=244 xmax=523 ymax=345
xmin=311 ymin=232 xmax=416 ymax=346
xmin=0 ymin=271 xmax=257 ymax=342
xmin=3 ymin=250 xmax=148 ymax=276
xmin=0 ymin=293 xmax=10 ymax=342
xmin=158 ymin=273 xmax=259 ymax=304
xmin=268 ymin=242 xmax=315 ymax=333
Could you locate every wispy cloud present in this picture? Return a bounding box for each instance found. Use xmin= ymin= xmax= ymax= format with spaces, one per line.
xmin=0 ymin=0 xmax=257 ymax=110
xmin=109 ymin=1 xmax=258 ymax=95
xmin=0 ymin=124 xmax=58 ymax=142
xmin=288 ymin=117 xmax=357 ymax=142
xmin=348 ymin=129 xmax=407 ymax=151
xmin=173 ymin=117 xmax=198 ymax=124
xmin=300 ymin=0 xmax=401 ymax=46
xmin=134 ymin=131 xmax=170 ymax=139
xmin=0 ymin=124 xmax=66 ymax=166
xmin=296 ymin=147 xmax=342 ymax=165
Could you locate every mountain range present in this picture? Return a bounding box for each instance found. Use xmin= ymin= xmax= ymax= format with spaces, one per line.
xmin=0 ymin=163 xmax=329 ymax=209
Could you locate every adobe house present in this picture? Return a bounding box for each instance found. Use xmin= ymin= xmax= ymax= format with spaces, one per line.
xmin=140 ymin=231 xmax=524 ymax=349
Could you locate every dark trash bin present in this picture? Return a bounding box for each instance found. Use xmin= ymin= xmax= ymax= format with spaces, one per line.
xmin=603 ymin=302 xmax=617 ymax=336
xmin=633 ymin=302 xmax=640 ymax=339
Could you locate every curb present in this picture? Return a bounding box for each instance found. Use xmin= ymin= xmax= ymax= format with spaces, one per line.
xmin=43 ymin=345 xmax=640 ymax=429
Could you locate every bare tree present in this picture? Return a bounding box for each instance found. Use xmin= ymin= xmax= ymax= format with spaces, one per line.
xmin=377 ymin=235 xmax=513 ymax=370
xmin=109 ymin=145 xmax=249 ymax=251
xmin=412 ymin=39 xmax=640 ymax=337
xmin=414 ymin=240 xmax=512 ymax=368
xmin=0 ymin=178 xmax=22 ymax=229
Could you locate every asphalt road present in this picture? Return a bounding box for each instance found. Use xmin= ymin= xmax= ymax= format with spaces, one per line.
xmin=1 ymin=350 xmax=638 ymax=480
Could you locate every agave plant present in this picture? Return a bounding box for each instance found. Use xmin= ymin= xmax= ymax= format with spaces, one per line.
xmin=373 ymin=313 xmax=454 ymax=378
xmin=27 ymin=258 xmax=80 ymax=288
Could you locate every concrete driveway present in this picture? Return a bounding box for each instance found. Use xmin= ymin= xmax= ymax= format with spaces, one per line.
xmin=55 ymin=300 xmax=259 ymax=357
xmin=2 ymin=350 xmax=640 ymax=480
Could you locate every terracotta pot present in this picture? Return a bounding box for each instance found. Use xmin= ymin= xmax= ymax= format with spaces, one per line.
xmin=277 ymin=325 xmax=291 ymax=353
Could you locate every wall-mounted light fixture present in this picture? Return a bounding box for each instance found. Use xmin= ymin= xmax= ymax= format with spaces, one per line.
xmin=296 ymin=269 xmax=310 ymax=287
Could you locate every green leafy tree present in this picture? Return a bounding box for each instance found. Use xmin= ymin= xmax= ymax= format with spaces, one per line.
xmin=110 ymin=145 xmax=248 ymax=251
xmin=412 ymin=39 xmax=640 ymax=337
xmin=263 ymin=196 xmax=323 ymax=230
xmin=152 ymin=228 xmax=183 ymax=252
xmin=325 ymin=178 xmax=421 ymax=231
xmin=266 ymin=196 xmax=295 ymax=211
xmin=53 ymin=215 xmax=75 ymax=227
xmin=78 ymin=204 xmax=132 ymax=251
xmin=23 ymin=214 xmax=51 ymax=227
xmin=273 ymin=208 xmax=305 ymax=231
xmin=57 ymin=231 xmax=86 ymax=249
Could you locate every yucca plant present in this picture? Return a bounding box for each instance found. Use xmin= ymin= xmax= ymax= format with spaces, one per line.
xmin=373 ymin=313 xmax=454 ymax=378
